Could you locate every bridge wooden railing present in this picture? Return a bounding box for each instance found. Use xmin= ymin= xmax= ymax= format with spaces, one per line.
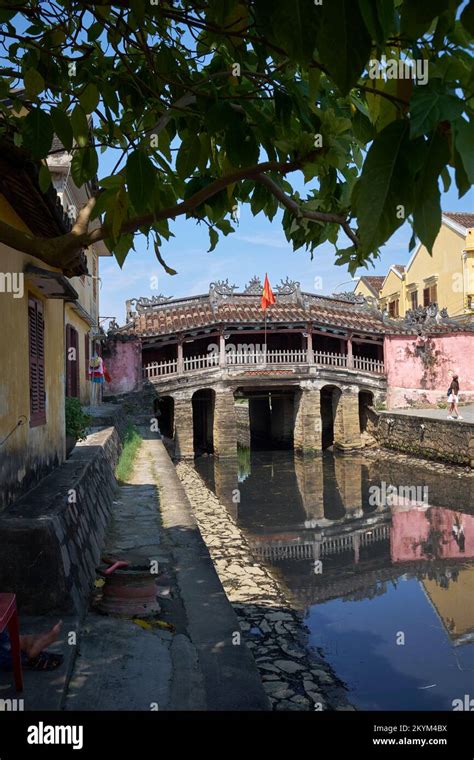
xmin=143 ymin=350 xmax=385 ymax=379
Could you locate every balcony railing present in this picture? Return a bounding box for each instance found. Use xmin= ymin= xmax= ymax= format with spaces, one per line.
xmin=143 ymin=350 xmax=385 ymax=380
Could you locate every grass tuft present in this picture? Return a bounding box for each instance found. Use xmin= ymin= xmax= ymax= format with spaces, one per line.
xmin=115 ymin=424 xmax=142 ymax=484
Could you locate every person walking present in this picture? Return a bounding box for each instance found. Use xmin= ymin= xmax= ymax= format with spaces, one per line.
xmin=447 ymin=374 xmax=463 ymax=420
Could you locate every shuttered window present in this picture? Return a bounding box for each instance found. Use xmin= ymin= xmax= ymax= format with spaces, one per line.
xmin=28 ymin=295 xmax=46 ymax=427
xmin=66 ymin=324 xmax=80 ymax=398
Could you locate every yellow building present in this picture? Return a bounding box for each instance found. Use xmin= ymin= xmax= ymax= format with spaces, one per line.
xmin=354 ymin=275 xmax=384 ymax=304
xmin=355 ymin=213 xmax=474 ymax=319
xmin=48 ymin=138 xmax=109 ymax=404
xmin=0 ymin=143 xmax=79 ymax=509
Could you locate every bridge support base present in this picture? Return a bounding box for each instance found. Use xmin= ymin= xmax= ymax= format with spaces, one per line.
xmin=174 ymin=397 xmax=194 ymax=459
xmin=213 ymin=390 xmax=238 ymax=457
xmin=294 ymin=389 xmax=322 ymax=454
xmin=334 ymin=389 xmax=362 ymax=451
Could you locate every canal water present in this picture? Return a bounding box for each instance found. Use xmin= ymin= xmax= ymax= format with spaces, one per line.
xmin=195 ymin=449 xmax=474 ymax=711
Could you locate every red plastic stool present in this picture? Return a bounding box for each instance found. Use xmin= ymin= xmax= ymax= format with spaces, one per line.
xmin=0 ymin=593 xmax=23 ymax=692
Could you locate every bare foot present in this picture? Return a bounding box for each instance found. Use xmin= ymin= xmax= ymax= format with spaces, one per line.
xmin=20 ymin=621 xmax=63 ymax=660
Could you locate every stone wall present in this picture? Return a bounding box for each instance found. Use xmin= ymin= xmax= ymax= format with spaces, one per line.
xmin=0 ymin=426 xmax=121 ymax=614
xmin=377 ymin=412 xmax=474 ymax=467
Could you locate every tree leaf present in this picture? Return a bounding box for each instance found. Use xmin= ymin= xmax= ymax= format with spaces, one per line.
xmin=317 ymin=0 xmax=372 ymax=94
xmin=358 ymin=0 xmax=394 ymax=44
xmin=401 ymin=0 xmax=450 ymax=38
xmin=126 ymin=149 xmax=156 ymax=213
xmin=413 ymin=131 xmax=450 ymax=253
xmin=410 ymin=82 xmax=464 ymax=138
xmin=207 ymin=227 xmax=218 ymax=252
xmin=224 ymin=120 xmax=259 ymax=167
xmin=79 ymin=83 xmax=100 ymax=114
xmin=22 ymin=108 xmax=53 ymax=159
xmin=71 ymin=146 xmax=98 ymax=185
xmin=461 ymin=0 xmax=474 ymax=35
xmin=23 ymin=67 xmax=44 ymax=98
xmin=38 ymin=163 xmax=52 ymax=193
xmin=454 ymin=117 xmax=474 ymax=183
xmin=176 ymin=134 xmax=201 ymax=178
xmin=70 ymin=105 xmax=90 ymax=148
xmin=355 ymin=120 xmax=412 ymax=252
xmin=50 ymin=107 xmax=73 ymax=151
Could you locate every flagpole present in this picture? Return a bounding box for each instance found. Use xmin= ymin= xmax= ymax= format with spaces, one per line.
xmin=264 ymin=310 xmax=267 ymax=365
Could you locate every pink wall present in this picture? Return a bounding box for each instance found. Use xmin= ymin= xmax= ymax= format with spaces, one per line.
xmin=391 ymin=506 xmax=474 ymax=563
xmin=384 ymin=333 xmax=474 ymax=408
xmin=103 ymin=338 xmax=142 ymax=396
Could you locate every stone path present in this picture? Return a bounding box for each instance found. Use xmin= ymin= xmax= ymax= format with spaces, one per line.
xmin=65 ymin=438 xmax=179 ymax=711
xmin=176 ymin=462 xmax=353 ymax=711
xmin=392 ymin=403 xmax=474 ymax=423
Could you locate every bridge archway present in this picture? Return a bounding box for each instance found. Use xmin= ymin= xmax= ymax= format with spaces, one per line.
xmin=192 ymin=388 xmax=215 ymax=456
xmin=359 ymin=390 xmax=374 ymax=434
xmin=154 ymin=395 xmax=174 ymax=438
xmin=236 ymin=387 xmax=295 ymax=450
xmin=320 ymin=384 xmax=342 ymax=449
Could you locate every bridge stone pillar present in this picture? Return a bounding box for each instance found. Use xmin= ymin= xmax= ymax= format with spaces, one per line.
xmin=294 ymin=387 xmax=322 ymax=454
xmin=214 ymin=455 xmax=239 ymax=520
xmin=213 ymin=389 xmax=237 ymax=457
xmin=174 ymin=395 xmax=194 ymax=458
xmin=334 ymin=453 xmax=363 ymax=514
xmin=294 ymin=453 xmax=324 ymax=520
xmin=334 ymin=387 xmax=362 ymax=450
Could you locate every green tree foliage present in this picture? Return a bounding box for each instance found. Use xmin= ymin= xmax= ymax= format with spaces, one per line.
xmin=0 ymin=0 xmax=473 ymax=274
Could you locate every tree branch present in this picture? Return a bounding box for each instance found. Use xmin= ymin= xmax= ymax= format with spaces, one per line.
xmin=255 ymin=174 xmax=359 ymax=247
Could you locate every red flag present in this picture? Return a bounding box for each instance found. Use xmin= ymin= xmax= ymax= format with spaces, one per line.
xmin=261 ymin=273 xmax=275 ymax=311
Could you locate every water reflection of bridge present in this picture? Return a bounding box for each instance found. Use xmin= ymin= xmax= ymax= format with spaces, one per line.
xmin=250 ymin=515 xmax=391 ymax=563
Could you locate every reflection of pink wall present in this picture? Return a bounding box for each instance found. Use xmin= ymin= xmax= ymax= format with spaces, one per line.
xmin=385 ymin=333 xmax=474 ymax=408
xmin=103 ymin=339 xmax=142 ymax=395
xmin=391 ymin=506 xmax=474 ymax=562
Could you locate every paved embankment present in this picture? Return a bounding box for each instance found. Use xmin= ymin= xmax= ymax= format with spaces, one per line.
xmin=176 ymin=461 xmax=353 ymax=711
xmin=66 ymin=432 xmax=269 ymax=711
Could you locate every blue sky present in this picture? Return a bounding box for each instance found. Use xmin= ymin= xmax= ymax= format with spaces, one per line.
xmin=99 ymin=172 xmax=474 ymax=327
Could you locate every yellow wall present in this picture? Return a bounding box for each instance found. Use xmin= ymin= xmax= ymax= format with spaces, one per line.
xmin=354 ymin=280 xmax=378 ymax=300
xmin=406 ymin=225 xmax=473 ymax=317
xmin=376 ymin=223 xmax=474 ymax=318
xmin=0 ymin=194 xmax=66 ymax=509
xmin=68 ymin=246 xmax=98 ymax=327
xmin=423 ymin=566 xmax=474 ymax=639
xmin=379 ymin=269 xmax=404 ymax=315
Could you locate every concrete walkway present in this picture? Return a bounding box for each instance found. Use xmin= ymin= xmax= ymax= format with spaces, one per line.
xmin=65 ymin=430 xmax=268 ymax=711
xmin=392 ymin=403 xmax=474 ymax=423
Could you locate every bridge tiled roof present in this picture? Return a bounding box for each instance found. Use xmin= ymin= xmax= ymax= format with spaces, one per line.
xmin=119 ymin=291 xmax=388 ymax=338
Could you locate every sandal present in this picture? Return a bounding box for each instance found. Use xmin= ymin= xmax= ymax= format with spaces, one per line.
xmin=25 ymin=651 xmax=63 ymax=671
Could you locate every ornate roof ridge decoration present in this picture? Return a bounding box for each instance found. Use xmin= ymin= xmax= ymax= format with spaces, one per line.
xmin=273 ymin=277 xmax=302 ymax=304
xmin=404 ymin=303 xmax=450 ymax=328
xmin=209 ymin=279 xmax=238 ymax=297
xmin=243 ymin=275 xmax=263 ymax=295
xmin=275 ymin=277 xmax=300 ymax=295
xmin=335 ymin=291 xmax=367 ymax=305
xmin=136 ymin=295 xmax=174 ymax=311
xmin=208 ymin=280 xmax=238 ymax=313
